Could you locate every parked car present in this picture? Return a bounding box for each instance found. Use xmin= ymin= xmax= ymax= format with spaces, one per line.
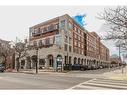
xmin=80 ymin=65 xmax=88 ymax=71
xmin=87 ymin=65 xmax=92 ymax=70
xmin=72 ymin=64 xmax=81 ymax=70
xmin=91 ymin=65 xmax=97 ymax=70
xmin=99 ymin=65 xmax=103 ymax=69
xmin=0 ymin=64 xmax=5 ymax=72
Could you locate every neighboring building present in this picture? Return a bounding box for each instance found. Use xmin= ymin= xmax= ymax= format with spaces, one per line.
xmin=110 ymin=56 xmax=122 ymax=67
xmin=90 ymin=32 xmax=101 ymax=59
xmin=0 ymin=39 xmax=15 ymax=69
xmin=16 ymin=14 xmax=110 ymax=71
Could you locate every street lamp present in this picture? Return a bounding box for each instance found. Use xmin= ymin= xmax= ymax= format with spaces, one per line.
xmin=116 ymin=40 xmax=124 ymax=74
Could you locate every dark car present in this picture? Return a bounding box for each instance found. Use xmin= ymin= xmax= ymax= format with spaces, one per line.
xmin=72 ymin=64 xmax=81 ymax=70
xmin=0 ymin=64 xmax=5 ymax=72
xmin=80 ymin=65 xmax=88 ymax=71
xmin=91 ymin=65 xmax=97 ymax=70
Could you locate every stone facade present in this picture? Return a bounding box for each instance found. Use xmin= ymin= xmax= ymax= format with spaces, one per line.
xmin=15 ymin=14 xmax=110 ymax=71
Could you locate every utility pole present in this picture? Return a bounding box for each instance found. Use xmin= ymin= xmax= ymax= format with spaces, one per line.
xmin=118 ymin=44 xmax=124 ymax=74
xmin=35 ymin=47 xmax=38 ymax=74
xmin=119 ymin=44 xmax=121 ymax=67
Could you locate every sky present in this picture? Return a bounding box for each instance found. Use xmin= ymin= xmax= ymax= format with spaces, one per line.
xmin=0 ymin=6 xmax=119 ymax=56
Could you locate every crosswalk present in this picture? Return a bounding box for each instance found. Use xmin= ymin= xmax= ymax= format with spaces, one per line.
xmin=69 ymin=78 xmax=127 ymax=90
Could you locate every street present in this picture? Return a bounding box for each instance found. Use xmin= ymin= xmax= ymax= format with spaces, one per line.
xmin=0 ymin=67 xmax=127 ymax=89
xmin=0 ymin=72 xmax=91 ymax=89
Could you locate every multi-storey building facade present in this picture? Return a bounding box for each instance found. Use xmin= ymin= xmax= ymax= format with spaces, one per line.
xmin=16 ymin=14 xmax=110 ymax=71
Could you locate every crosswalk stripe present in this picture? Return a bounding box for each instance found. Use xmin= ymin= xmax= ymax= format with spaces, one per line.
xmin=82 ymin=82 xmax=127 ymax=89
xmin=72 ymin=85 xmax=112 ymax=90
xmin=95 ymin=78 xmax=127 ymax=83
xmin=68 ymin=78 xmax=127 ymax=90
xmin=90 ymin=81 xmax=127 ymax=87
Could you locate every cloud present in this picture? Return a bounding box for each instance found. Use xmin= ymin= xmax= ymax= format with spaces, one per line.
xmin=72 ymin=14 xmax=86 ymax=27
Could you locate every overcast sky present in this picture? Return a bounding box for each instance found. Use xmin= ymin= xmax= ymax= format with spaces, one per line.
xmin=0 ymin=6 xmax=119 ymax=56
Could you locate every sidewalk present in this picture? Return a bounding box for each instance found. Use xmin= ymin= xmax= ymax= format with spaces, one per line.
xmin=6 ymin=69 xmax=68 ymax=75
xmin=103 ymin=66 xmax=127 ymax=80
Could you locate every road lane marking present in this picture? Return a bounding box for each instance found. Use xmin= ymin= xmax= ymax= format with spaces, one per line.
xmin=68 ymin=78 xmax=127 ymax=90
xmin=67 ymin=78 xmax=96 ymax=90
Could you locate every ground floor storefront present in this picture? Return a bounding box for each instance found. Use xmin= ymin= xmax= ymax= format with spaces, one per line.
xmin=15 ymin=52 xmax=110 ymax=71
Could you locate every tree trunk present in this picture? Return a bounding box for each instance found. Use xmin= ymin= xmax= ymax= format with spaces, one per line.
xmin=16 ymin=58 xmax=20 ymax=72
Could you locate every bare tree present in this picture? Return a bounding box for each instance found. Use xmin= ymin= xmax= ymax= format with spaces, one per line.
xmin=13 ymin=41 xmax=28 ymax=72
xmin=0 ymin=40 xmax=12 ymax=69
xmin=98 ymin=6 xmax=127 ymax=50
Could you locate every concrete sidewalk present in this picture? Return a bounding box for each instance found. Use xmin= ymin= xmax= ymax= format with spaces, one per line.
xmin=103 ymin=66 xmax=127 ymax=80
xmin=6 ymin=69 xmax=67 ymax=75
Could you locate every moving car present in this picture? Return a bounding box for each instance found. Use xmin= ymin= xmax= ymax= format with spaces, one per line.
xmin=0 ymin=64 xmax=5 ymax=72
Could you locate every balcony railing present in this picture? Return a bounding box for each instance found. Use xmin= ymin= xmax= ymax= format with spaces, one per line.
xmin=32 ymin=24 xmax=59 ymax=37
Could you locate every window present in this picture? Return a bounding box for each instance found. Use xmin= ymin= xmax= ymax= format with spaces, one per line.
xmin=60 ymin=20 xmax=65 ymax=28
xmin=39 ymin=59 xmax=45 ymax=67
xmin=50 ymin=37 xmax=54 ymax=44
xmin=43 ymin=27 xmax=47 ymax=33
xmin=65 ymin=35 xmax=68 ymax=43
xmin=38 ymin=40 xmax=42 ymax=46
xmin=68 ymin=22 xmax=73 ymax=30
xmin=55 ymin=34 xmax=62 ymax=46
xmin=55 ymin=23 xmax=59 ymax=29
xmin=78 ymin=36 xmax=80 ymax=41
xmin=73 ymin=47 xmax=76 ymax=52
xmin=34 ymin=28 xmax=41 ymax=35
xmin=41 ymin=28 xmax=43 ymax=33
xmin=45 ymin=38 xmax=50 ymax=45
xmin=42 ymin=40 xmax=45 ymax=45
xmin=33 ymin=41 xmax=37 ymax=46
xmin=81 ymin=50 xmax=84 ymax=55
xmin=64 ymin=44 xmax=68 ymax=51
xmin=69 ymin=46 xmax=72 ymax=52
xmin=69 ymin=37 xmax=71 ymax=44
xmin=29 ymin=28 xmax=34 ymax=37
xmin=64 ymin=56 xmax=67 ymax=64
xmin=48 ymin=24 xmax=54 ymax=31
xmin=78 ymin=42 xmax=80 ymax=47
xmin=77 ymin=29 xmax=80 ymax=33
xmin=81 ymin=44 xmax=84 ymax=48
xmin=34 ymin=28 xmax=38 ymax=34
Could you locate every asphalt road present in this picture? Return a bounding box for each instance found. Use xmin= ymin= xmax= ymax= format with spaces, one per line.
xmin=0 ymin=72 xmax=91 ymax=89
xmin=0 ymin=67 xmax=123 ymax=89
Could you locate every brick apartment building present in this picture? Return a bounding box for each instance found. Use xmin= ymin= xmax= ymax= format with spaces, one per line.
xmin=15 ymin=14 xmax=110 ymax=71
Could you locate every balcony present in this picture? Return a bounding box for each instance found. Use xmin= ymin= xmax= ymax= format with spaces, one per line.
xmin=32 ymin=24 xmax=59 ymax=37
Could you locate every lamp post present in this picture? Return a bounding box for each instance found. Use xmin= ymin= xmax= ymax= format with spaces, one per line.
xmin=116 ymin=41 xmax=124 ymax=74
xmin=35 ymin=47 xmax=38 ymax=74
